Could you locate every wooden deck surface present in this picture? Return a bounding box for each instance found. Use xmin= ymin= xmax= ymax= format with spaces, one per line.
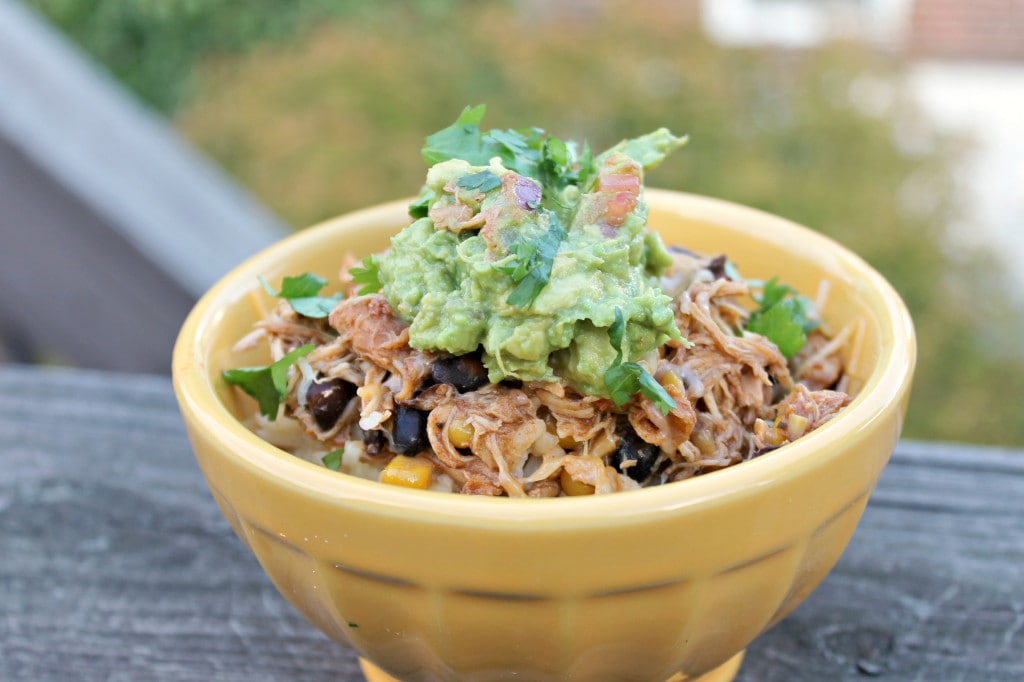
xmin=1 ymin=366 xmax=1021 ymax=681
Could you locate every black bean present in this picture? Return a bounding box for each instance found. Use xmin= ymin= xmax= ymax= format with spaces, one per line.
xmin=391 ymin=406 xmax=429 ymax=454
xmin=750 ymin=445 xmax=779 ymax=459
xmin=707 ymin=254 xmax=728 ymax=280
xmin=306 ymin=378 xmax=353 ymax=431
xmin=431 ymin=354 xmax=489 ymax=392
xmin=610 ymin=431 xmax=661 ymax=483
xmin=363 ymin=429 xmax=387 ymax=456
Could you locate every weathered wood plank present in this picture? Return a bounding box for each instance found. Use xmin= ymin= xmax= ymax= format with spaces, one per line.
xmin=0 ymin=366 xmax=363 ymax=681
xmin=743 ymin=440 xmax=1024 ymax=681
xmin=0 ymin=366 xmax=1021 ymax=681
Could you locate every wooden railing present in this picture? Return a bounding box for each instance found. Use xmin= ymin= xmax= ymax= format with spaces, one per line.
xmin=0 ymin=0 xmax=288 ymax=371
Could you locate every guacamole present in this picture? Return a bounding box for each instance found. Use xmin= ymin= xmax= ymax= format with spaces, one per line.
xmin=376 ymin=124 xmax=687 ymax=398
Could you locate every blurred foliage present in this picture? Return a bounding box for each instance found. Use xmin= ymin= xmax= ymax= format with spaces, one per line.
xmin=23 ymin=0 xmax=462 ymax=113
xmin=28 ymin=0 xmax=1024 ymax=445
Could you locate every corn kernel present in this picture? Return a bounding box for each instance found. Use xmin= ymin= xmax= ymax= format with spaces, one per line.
xmin=447 ymin=419 xmax=475 ymax=449
xmin=786 ymin=414 xmax=810 ymax=440
xmin=560 ymin=469 xmax=595 ymax=496
xmin=544 ymin=413 xmax=577 ymax=450
xmin=659 ymin=369 xmax=684 ymax=392
xmin=692 ymin=427 xmax=717 ymax=457
xmin=380 ymin=455 xmax=434 ymax=490
xmin=770 ymin=414 xmax=788 ymax=446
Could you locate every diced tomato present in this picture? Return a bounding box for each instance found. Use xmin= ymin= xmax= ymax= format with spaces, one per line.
xmin=597 ymin=172 xmax=641 ymax=194
xmin=604 ymin=191 xmax=638 ymax=228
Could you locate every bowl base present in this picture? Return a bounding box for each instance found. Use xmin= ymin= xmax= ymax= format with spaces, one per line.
xmin=358 ymin=650 xmax=744 ymax=682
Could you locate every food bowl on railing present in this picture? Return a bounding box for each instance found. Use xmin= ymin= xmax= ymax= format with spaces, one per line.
xmin=172 ymin=190 xmax=914 ymax=682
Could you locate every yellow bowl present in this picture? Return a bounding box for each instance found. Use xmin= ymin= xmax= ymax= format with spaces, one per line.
xmin=172 ymin=190 xmax=915 ymax=682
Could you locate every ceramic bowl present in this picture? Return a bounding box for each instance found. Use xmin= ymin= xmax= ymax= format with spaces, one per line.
xmin=172 ymin=190 xmax=915 ymax=682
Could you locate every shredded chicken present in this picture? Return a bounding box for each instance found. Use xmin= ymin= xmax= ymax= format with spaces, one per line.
xmin=753 ymin=383 xmax=852 ymax=451
xmin=328 ymin=294 xmax=434 ymax=401
xmin=424 ymin=385 xmax=545 ymax=498
xmin=241 ymin=248 xmax=853 ymax=497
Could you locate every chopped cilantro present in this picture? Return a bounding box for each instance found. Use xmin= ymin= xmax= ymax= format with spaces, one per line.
xmin=349 ymin=256 xmax=383 ymax=295
xmin=606 ymin=362 xmax=677 ymax=415
xmin=538 ymin=136 xmax=593 ymax=199
xmin=408 ymin=189 xmax=433 ymax=219
xmin=421 ymin=104 xmax=537 ymax=168
xmin=603 ymin=308 xmax=677 ymax=414
xmin=422 ymin=104 xmax=491 ymax=165
xmin=222 ymin=344 xmax=315 ymax=419
xmin=494 ymin=213 xmax=567 ymax=308
xmin=421 ymin=104 xmax=591 ymax=219
xmin=747 ymin=278 xmax=819 ymax=358
xmin=493 ymin=241 xmax=536 ymax=282
xmin=608 ymin=306 xmax=627 ymax=364
xmin=259 ymin=273 xmax=342 ymax=319
xmin=455 ymin=169 xmax=502 ymax=193
xmin=321 ymin=448 xmax=345 ymax=471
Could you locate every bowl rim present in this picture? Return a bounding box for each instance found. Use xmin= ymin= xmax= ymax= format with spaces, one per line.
xmin=172 ymin=189 xmax=915 ymax=528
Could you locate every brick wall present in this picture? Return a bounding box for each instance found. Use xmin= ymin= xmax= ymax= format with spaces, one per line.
xmin=910 ymin=0 xmax=1024 ymax=61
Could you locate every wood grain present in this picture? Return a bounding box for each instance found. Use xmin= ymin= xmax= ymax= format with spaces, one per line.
xmin=1 ymin=366 xmax=1021 ymax=681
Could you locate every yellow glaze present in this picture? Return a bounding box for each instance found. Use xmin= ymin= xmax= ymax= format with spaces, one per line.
xmin=172 ymin=190 xmax=915 ymax=682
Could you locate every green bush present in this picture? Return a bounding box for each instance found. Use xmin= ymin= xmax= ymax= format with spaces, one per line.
xmin=28 ymin=1 xmax=1024 ymax=445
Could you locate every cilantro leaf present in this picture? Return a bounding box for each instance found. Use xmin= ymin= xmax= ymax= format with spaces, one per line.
xmin=747 ymin=304 xmax=807 ymax=358
xmin=421 ymin=106 xmax=587 ymax=208
xmin=349 ymin=256 xmax=382 ymax=295
xmin=747 ymin=278 xmax=819 ymax=358
xmin=605 ymin=361 xmax=643 ymax=407
xmin=754 ymin=278 xmax=796 ymax=310
xmin=538 ymin=136 xmax=592 ymax=202
xmin=575 ymin=141 xmax=594 ymax=190
xmin=495 ymin=212 xmax=566 ymax=308
xmin=493 ymin=241 xmax=536 ymax=282
xmin=408 ymin=190 xmax=433 ymax=219
xmin=486 ymin=127 xmax=542 ymax=177
xmin=605 ymin=362 xmax=677 ymax=415
xmin=422 ymin=104 xmax=492 ymax=165
xmin=267 ymin=272 xmax=325 ymax=298
xmin=259 ymin=273 xmax=342 ymax=319
xmin=608 ymin=307 xmax=626 ymax=365
xmin=603 ymin=306 xmax=676 ymax=414
xmin=456 ymin=170 xmax=502 ymax=193
xmin=636 ymin=369 xmax=676 ymax=412
xmin=321 ymin=448 xmax=345 ymax=471
xmin=222 ymin=344 xmax=315 ymax=419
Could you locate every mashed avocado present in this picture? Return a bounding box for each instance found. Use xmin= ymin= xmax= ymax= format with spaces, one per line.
xmin=376 ymin=120 xmax=686 ymax=398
